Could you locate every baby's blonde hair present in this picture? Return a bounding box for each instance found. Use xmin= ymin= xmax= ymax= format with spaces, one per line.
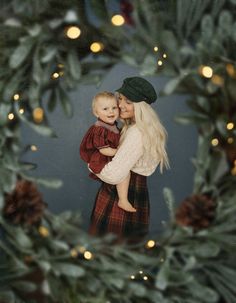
xmin=120 ymin=101 xmax=169 ymax=173
xmin=92 ymin=91 xmax=116 ymax=116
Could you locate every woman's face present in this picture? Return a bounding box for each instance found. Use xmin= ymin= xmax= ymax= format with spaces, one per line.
xmin=117 ymin=93 xmax=135 ymax=120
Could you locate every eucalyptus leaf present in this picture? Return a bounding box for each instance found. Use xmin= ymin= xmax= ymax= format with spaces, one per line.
xmin=140 ymin=55 xmax=157 ymax=76
xmin=20 ymin=174 xmax=63 ymax=189
xmin=155 ymin=262 xmax=169 ymax=290
xmin=128 ymin=282 xmax=146 ymax=297
xmin=11 ymin=281 xmax=37 ymax=293
xmin=9 ymin=37 xmax=35 ymax=69
xmin=163 ymin=77 xmax=182 ymax=95
xmin=163 ymin=187 xmax=175 ymax=220
xmin=67 ymin=50 xmax=81 ymax=80
xmin=52 ymin=263 xmax=85 ymax=278
xmin=57 ymin=85 xmax=73 ymax=118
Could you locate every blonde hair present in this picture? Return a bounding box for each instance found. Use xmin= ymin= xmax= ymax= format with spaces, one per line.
xmin=92 ymin=91 xmax=116 ymax=116
xmin=120 ymin=101 xmax=169 ymax=173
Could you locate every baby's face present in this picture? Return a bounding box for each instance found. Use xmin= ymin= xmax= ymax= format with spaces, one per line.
xmin=94 ymin=97 xmax=119 ymax=125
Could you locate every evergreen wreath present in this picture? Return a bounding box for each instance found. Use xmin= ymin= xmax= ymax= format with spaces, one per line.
xmin=0 ymin=1 xmax=236 ymax=302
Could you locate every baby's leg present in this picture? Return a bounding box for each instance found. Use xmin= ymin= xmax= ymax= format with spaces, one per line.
xmin=116 ymin=172 xmax=136 ymax=212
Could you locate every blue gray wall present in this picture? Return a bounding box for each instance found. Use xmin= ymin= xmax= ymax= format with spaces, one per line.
xmin=21 ymin=63 xmax=198 ymax=235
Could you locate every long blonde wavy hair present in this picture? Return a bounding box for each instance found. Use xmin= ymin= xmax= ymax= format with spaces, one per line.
xmin=120 ymin=101 xmax=169 ymax=173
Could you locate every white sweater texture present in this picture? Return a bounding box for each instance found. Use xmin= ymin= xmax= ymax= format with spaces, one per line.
xmin=97 ymin=125 xmax=159 ymax=185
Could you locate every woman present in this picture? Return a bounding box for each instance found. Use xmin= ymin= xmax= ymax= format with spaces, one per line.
xmin=89 ymin=77 xmax=169 ymax=239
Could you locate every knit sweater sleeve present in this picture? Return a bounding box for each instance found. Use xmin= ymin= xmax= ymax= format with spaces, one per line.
xmin=97 ymin=126 xmax=143 ymax=185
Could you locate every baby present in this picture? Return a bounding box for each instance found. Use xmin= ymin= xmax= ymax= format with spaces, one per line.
xmin=80 ymin=91 xmax=136 ymax=212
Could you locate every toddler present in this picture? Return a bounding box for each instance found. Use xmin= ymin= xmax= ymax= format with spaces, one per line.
xmin=80 ymin=91 xmax=136 ymax=212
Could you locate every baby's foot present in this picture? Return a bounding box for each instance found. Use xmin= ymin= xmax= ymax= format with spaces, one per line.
xmin=118 ymin=200 xmax=136 ymax=212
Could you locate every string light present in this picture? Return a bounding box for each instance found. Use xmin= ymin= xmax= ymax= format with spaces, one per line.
xmin=52 ymin=72 xmax=60 ymax=79
xmin=211 ymin=138 xmax=219 ymax=146
xmin=111 ymin=14 xmax=125 ymax=26
xmin=8 ymin=113 xmax=14 ymax=120
xmin=84 ymin=250 xmax=93 ymax=260
xmin=30 ymin=145 xmax=38 ymax=151
xmin=143 ymin=276 xmax=148 ymax=281
xmin=130 ymin=275 xmax=135 ymax=280
xmin=13 ymin=93 xmax=20 ymax=101
xmin=77 ymin=246 xmax=86 ymax=253
xmin=226 ymin=63 xmax=235 ymax=77
xmin=38 ymin=226 xmax=49 ymax=237
xmin=70 ymin=248 xmax=78 ymax=258
xmin=146 ymin=239 xmax=156 ymax=248
xmin=33 ymin=107 xmax=44 ymax=123
xmin=153 ymin=46 xmax=158 ymax=52
xmin=227 ymin=122 xmax=234 ymax=130
xmin=90 ymin=42 xmax=104 ymax=53
xmin=139 ymin=270 xmax=143 ymax=274
xmin=163 ymin=53 xmax=167 ymax=58
xmin=211 ymin=74 xmax=224 ymax=86
xmin=160 ymin=258 xmax=165 ymax=262
xmin=227 ymin=137 xmax=234 ymax=144
xmin=157 ymin=60 xmax=163 ymax=66
xmin=66 ymin=26 xmax=81 ymax=39
xmin=19 ymin=108 xmax=24 ymax=114
xmin=200 ymin=66 xmax=213 ymax=78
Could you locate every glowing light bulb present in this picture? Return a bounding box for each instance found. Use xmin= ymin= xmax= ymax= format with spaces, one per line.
xmin=146 ymin=240 xmax=155 ymax=248
xmin=163 ymin=53 xmax=167 ymax=58
xmin=154 ymin=46 xmax=158 ymax=52
xmin=226 ymin=64 xmax=235 ymax=77
xmin=130 ymin=275 xmax=135 ymax=279
xmin=90 ymin=42 xmax=104 ymax=53
xmin=211 ymin=75 xmax=224 ymax=86
xmin=77 ymin=246 xmax=86 ymax=253
xmin=111 ymin=14 xmax=125 ymax=26
xmin=227 ymin=137 xmax=234 ymax=144
xmin=52 ymin=72 xmax=60 ymax=79
xmin=84 ymin=250 xmax=93 ymax=260
xmin=8 ymin=113 xmax=14 ymax=120
xmin=211 ymin=138 xmax=219 ymax=146
xmin=66 ymin=26 xmax=81 ymax=39
xmin=19 ymin=108 xmax=24 ymax=114
xmin=33 ymin=107 xmax=44 ymax=123
xmin=13 ymin=94 xmax=20 ymax=101
xmin=30 ymin=145 xmax=38 ymax=151
xmin=201 ymin=66 xmax=213 ymax=78
xmin=143 ymin=276 xmax=148 ymax=280
xmin=157 ymin=60 xmax=163 ymax=66
xmin=227 ymin=122 xmax=234 ymax=130
xmin=38 ymin=226 xmax=49 ymax=237
xmin=70 ymin=249 xmax=78 ymax=258
xmin=160 ymin=258 xmax=165 ymax=262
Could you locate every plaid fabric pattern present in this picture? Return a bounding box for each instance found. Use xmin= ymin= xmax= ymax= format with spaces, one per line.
xmin=89 ymin=172 xmax=150 ymax=239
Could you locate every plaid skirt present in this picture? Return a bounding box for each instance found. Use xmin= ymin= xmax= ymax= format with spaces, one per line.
xmin=89 ymin=172 xmax=150 ymax=239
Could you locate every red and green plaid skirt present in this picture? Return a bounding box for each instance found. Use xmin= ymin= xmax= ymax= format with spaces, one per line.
xmin=89 ymin=172 xmax=150 ymax=239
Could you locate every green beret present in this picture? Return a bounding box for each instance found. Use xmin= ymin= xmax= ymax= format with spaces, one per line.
xmin=116 ymin=77 xmax=157 ymax=104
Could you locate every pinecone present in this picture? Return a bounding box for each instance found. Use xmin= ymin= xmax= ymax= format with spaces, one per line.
xmin=3 ymin=179 xmax=47 ymax=225
xmin=175 ymin=194 xmax=216 ymax=231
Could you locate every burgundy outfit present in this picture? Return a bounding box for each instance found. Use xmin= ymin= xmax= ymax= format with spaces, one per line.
xmin=80 ymin=119 xmax=120 ymax=178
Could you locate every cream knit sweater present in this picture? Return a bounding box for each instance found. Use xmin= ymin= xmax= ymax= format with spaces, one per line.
xmin=97 ymin=125 xmax=159 ymax=185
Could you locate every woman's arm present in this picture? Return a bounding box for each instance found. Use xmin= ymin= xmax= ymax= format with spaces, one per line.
xmin=99 ymin=147 xmax=117 ymax=157
xmin=97 ymin=126 xmax=143 ymax=184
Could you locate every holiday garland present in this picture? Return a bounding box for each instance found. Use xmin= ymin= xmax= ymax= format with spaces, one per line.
xmin=0 ymin=0 xmax=236 ymax=302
